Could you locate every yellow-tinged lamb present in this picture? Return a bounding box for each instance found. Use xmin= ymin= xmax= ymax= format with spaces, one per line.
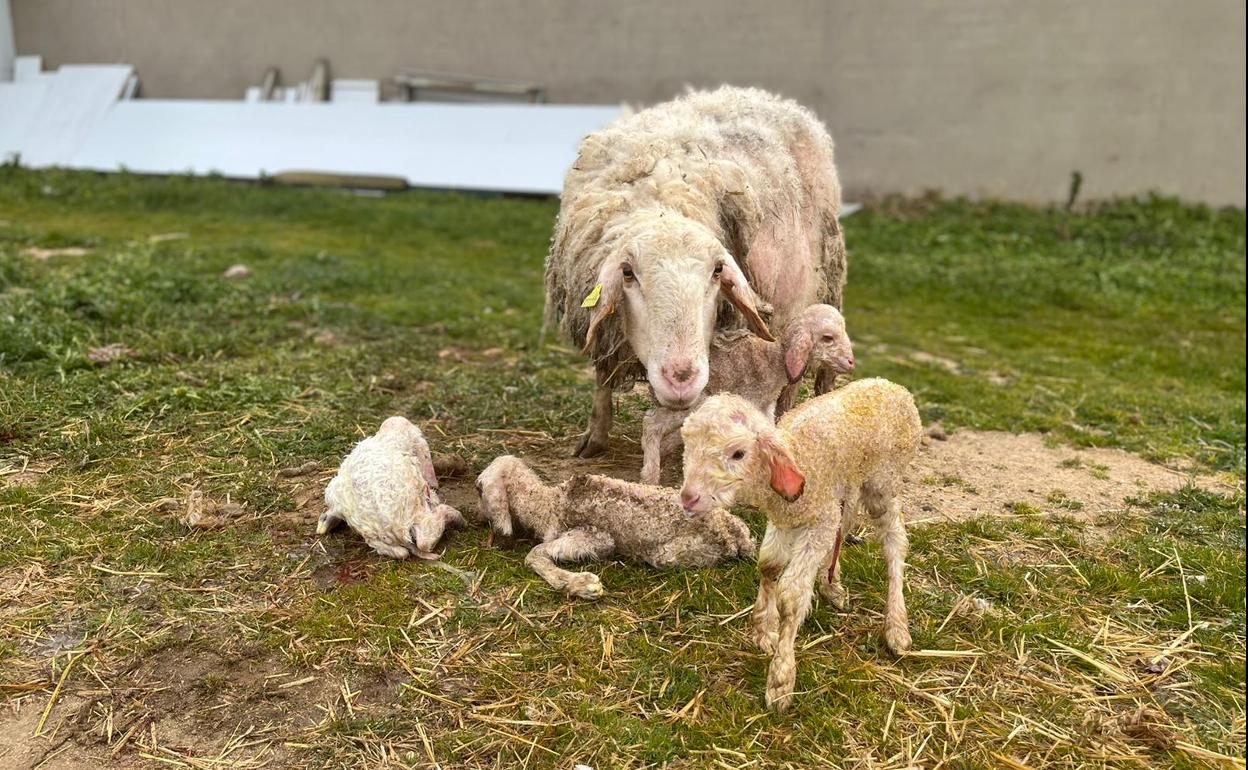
xmin=678 ymin=378 xmax=921 ymax=712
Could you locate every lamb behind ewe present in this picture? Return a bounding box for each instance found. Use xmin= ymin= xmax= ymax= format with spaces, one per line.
xmin=640 ymin=303 xmax=854 ymax=484
xmin=476 ymin=455 xmax=756 ymax=599
xmin=317 ymin=416 xmax=464 ymax=560
xmin=679 ymin=379 xmax=921 ymax=711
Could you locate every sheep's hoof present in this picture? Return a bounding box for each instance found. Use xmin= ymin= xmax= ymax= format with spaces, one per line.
xmin=884 ymin=625 xmax=913 ymax=655
xmin=573 ymin=431 xmax=608 ymax=458
xmin=844 ymin=532 xmax=866 ymax=546
xmin=567 ymin=572 xmax=604 ymax=600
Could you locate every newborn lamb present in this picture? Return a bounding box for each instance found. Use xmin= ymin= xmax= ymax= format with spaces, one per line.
xmin=679 ymin=378 xmax=921 ymax=711
xmin=640 ymin=304 xmax=854 ymax=485
xmin=317 ymin=416 xmax=464 ymax=560
xmin=476 ymin=455 xmax=756 ymax=599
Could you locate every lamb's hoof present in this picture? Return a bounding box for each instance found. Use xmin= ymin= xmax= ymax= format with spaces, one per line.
xmin=566 ymin=572 xmax=604 ymax=600
xmin=765 ymin=686 xmax=793 ymax=713
xmin=845 ymin=532 xmax=865 ymax=546
xmin=751 ymin=625 xmax=777 ymax=655
xmin=885 ymin=625 xmax=913 ymax=655
xmin=573 ymin=431 xmax=608 ymax=459
xmin=412 ymin=550 xmax=441 ymax=561
xmin=818 ymin=583 xmax=848 ymax=611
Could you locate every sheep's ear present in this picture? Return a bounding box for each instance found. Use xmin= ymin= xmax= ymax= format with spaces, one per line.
xmin=759 ymin=433 xmax=805 ymax=502
xmin=581 ymin=263 xmax=624 ymax=356
xmin=783 ymin=325 xmax=813 ymax=384
xmin=719 ymin=256 xmax=774 ymax=342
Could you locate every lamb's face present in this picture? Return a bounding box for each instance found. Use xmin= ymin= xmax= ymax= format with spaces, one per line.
xmin=679 ymin=395 xmax=766 ymax=515
xmin=782 ymin=304 xmax=854 ymax=382
xmin=807 ymin=306 xmax=855 ymax=375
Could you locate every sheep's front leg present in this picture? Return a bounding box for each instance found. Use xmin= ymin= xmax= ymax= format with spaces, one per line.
xmin=574 ymin=371 xmax=614 ymax=458
xmin=766 ymin=543 xmax=823 ymax=713
xmin=864 ymin=484 xmax=912 ymax=654
xmin=524 ymin=527 xmax=615 ymax=599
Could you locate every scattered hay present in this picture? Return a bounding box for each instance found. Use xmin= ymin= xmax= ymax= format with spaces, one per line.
xmin=222 ymin=264 xmax=251 ymax=279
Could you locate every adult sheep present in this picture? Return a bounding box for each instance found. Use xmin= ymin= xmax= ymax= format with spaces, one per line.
xmin=545 ymin=86 xmax=846 ymax=457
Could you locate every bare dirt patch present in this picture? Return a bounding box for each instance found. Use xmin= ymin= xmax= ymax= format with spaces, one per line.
xmin=904 ymin=429 xmax=1233 ymax=527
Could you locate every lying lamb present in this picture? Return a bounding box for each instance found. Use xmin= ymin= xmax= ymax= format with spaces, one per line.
xmin=476 ymin=455 xmax=756 ymax=599
xmin=317 ymin=416 xmax=464 ymax=560
xmin=679 ymin=378 xmax=921 ymax=711
xmin=640 ymin=304 xmax=854 ymax=485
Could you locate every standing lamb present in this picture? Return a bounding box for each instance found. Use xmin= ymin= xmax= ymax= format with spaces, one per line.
xmin=476 ymin=455 xmax=756 ymax=599
xmin=545 ymin=86 xmax=847 ymax=458
xmin=678 ymin=379 xmax=921 ymax=712
xmin=317 ymin=416 xmax=464 ymax=560
xmin=640 ymin=303 xmax=854 ymax=485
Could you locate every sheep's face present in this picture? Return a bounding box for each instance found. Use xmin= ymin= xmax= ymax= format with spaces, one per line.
xmin=680 ymin=395 xmax=806 ymax=514
xmin=582 ymin=216 xmax=773 ymax=409
xmin=782 ymin=305 xmax=855 ymax=382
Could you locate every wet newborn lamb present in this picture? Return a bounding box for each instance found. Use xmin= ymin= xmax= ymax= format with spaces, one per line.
xmin=679 ymin=378 xmax=921 ymax=711
xmin=640 ymin=304 xmax=854 ymax=485
xmin=317 ymin=416 xmax=464 ymax=559
xmin=476 ymin=455 xmax=756 ymax=599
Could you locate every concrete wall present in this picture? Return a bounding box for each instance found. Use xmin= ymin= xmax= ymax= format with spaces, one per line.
xmin=10 ymin=0 xmax=1246 ymax=205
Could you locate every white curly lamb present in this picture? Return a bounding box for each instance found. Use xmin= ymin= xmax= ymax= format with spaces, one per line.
xmin=640 ymin=303 xmax=854 ymax=484
xmin=317 ymin=416 xmax=464 ymax=560
xmin=678 ymin=378 xmax=921 ymax=711
xmin=476 ymin=455 xmax=756 ymax=599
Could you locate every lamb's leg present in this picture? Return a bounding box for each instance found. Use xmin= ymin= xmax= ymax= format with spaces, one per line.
xmin=640 ymin=409 xmax=663 ymax=485
xmin=641 ymin=407 xmax=686 ymax=485
xmin=863 ymin=482 xmax=912 ymax=654
xmin=813 ymin=363 xmax=839 ymax=396
xmin=574 ymin=371 xmax=613 ymax=458
xmin=524 ymin=527 xmax=615 ymax=599
xmin=774 ymin=382 xmax=799 ymax=418
xmin=751 ymin=523 xmax=789 ymax=654
xmin=368 ymin=541 xmax=411 ymax=560
xmin=817 ymin=526 xmax=847 ymax=610
xmin=316 ymin=508 xmax=345 ymax=535
xmin=765 ymin=535 xmax=825 ymax=713
xmin=317 ymin=477 xmax=347 ymax=535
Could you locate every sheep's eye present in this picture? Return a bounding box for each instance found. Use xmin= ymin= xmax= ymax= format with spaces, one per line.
xmin=730 ymin=449 xmax=746 ymax=461
xmin=621 ymin=263 xmax=635 ymax=281
xmin=822 ymin=334 xmax=837 ymax=342
xmin=712 ymin=262 xmax=724 ymax=278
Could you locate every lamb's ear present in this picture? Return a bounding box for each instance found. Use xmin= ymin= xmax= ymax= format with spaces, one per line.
xmin=718 ymin=255 xmax=774 ymax=342
xmin=783 ymin=325 xmax=813 ymax=384
xmin=581 ymin=262 xmax=624 ymax=356
xmin=758 ymin=432 xmax=805 ymax=502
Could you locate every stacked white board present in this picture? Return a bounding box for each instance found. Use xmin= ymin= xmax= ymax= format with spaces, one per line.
xmin=1 ymin=60 xmax=620 ymax=195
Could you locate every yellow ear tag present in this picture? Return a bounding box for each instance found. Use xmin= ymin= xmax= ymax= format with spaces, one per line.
xmin=581 ymin=283 xmax=603 ymax=308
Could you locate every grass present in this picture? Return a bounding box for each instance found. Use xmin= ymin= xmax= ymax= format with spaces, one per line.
xmin=0 ymin=167 xmax=1244 ymax=769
